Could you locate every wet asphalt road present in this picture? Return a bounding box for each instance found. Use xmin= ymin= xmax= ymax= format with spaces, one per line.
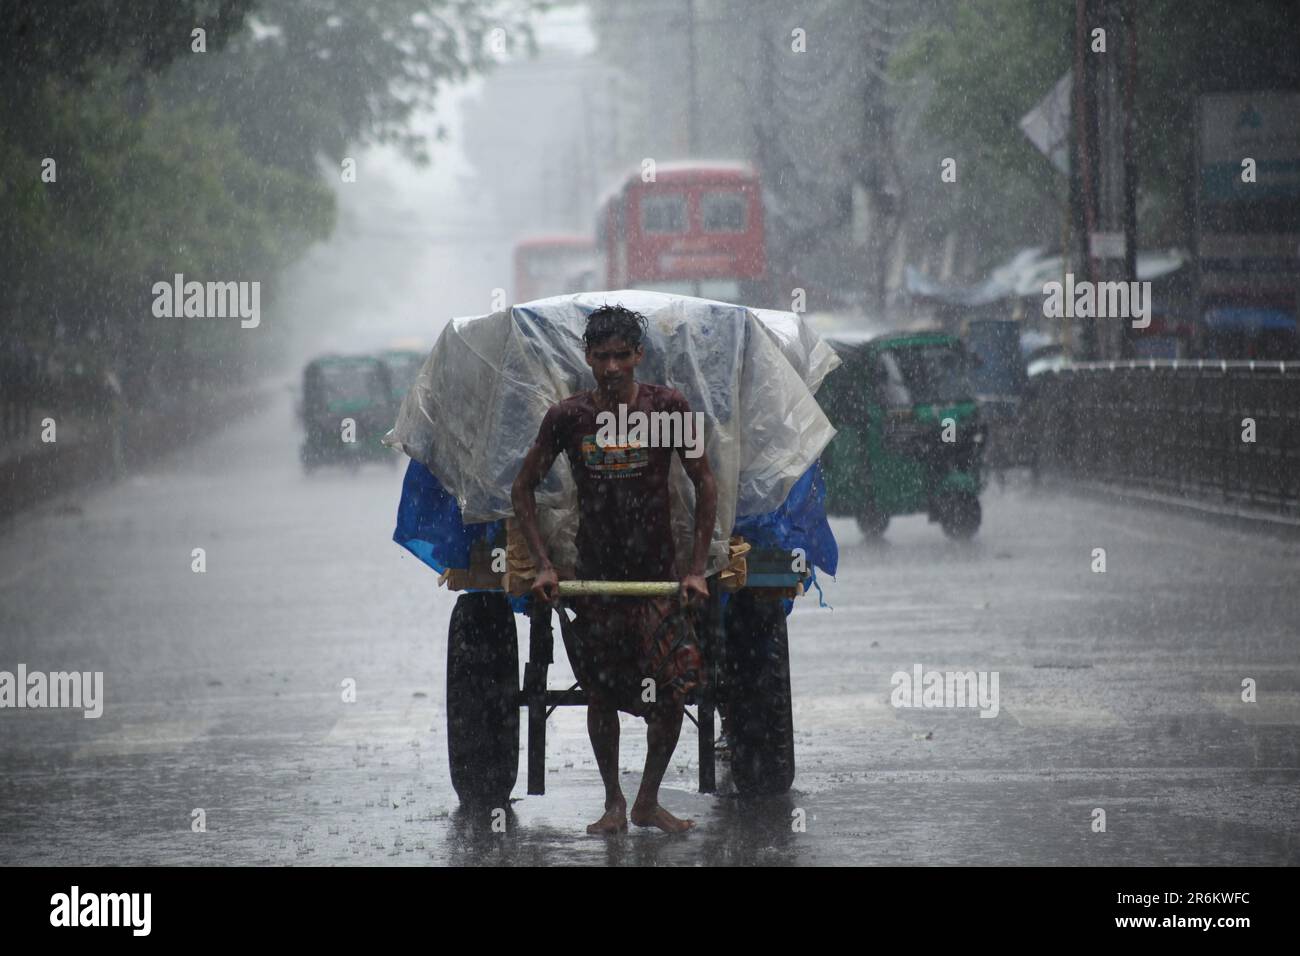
xmin=1 ymin=391 xmax=1298 ymax=866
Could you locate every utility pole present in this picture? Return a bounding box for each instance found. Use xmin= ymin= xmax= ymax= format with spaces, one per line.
xmin=1121 ymin=0 xmax=1139 ymax=356
xmin=1077 ymin=0 xmax=1139 ymax=359
xmin=864 ymin=0 xmax=891 ymax=318
xmin=1072 ymin=0 xmax=1098 ymax=359
xmin=1098 ymin=0 xmax=1124 ymax=360
xmin=685 ymin=0 xmax=698 ymax=156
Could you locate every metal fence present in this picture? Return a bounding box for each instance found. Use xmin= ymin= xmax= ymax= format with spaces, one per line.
xmin=1031 ymin=360 xmax=1300 ymax=518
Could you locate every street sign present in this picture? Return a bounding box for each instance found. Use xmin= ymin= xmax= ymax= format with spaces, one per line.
xmin=1019 ymin=71 xmax=1072 ymax=175
xmin=1199 ymin=93 xmax=1300 ymax=202
xmin=1196 ymin=92 xmax=1300 ymax=306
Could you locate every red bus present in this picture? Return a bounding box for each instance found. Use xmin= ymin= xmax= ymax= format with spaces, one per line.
xmin=596 ymin=160 xmax=766 ymax=304
xmin=512 ymin=235 xmax=597 ymax=304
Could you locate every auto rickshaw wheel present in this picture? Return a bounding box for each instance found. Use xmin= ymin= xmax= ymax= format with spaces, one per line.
xmin=940 ymin=492 xmax=982 ymax=539
xmin=723 ymin=588 xmax=796 ymax=795
xmin=446 ymin=592 xmax=519 ymax=807
xmin=856 ymin=506 xmax=890 ymax=539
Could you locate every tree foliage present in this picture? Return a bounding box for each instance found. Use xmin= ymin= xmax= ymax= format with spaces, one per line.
xmin=0 ymin=0 xmax=254 ymax=88
xmin=890 ymin=0 xmax=1300 ymax=266
xmin=0 ymin=0 xmax=539 ymax=401
xmin=171 ymin=0 xmax=537 ymax=173
xmin=890 ymin=0 xmax=1073 ymax=271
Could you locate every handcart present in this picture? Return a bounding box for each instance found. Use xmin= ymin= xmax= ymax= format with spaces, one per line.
xmin=385 ymin=290 xmax=842 ymax=808
xmin=440 ymin=536 xmax=808 ymax=806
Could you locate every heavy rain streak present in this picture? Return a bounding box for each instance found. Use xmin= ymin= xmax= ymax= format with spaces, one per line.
xmin=1 ymin=0 xmax=1298 ymax=895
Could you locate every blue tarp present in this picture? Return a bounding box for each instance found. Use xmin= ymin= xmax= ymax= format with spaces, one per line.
xmin=393 ymin=457 xmax=502 ymax=574
xmin=393 ymin=456 xmax=837 ymax=612
xmin=732 ymin=461 xmax=838 ymax=577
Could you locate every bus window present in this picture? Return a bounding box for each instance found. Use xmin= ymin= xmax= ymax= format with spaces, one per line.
xmin=641 ymin=193 xmax=687 ymax=234
xmin=701 ymin=191 xmax=747 ymax=233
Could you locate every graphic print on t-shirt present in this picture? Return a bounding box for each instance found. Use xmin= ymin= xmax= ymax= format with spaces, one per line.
xmin=580 ymin=434 xmax=650 ymax=477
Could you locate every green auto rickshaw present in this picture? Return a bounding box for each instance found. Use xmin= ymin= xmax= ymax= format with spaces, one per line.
xmin=819 ymin=330 xmax=986 ymax=539
xmin=299 ymin=354 xmax=398 ymax=472
xmin=378 ymin=348 xmax=425 ymax=405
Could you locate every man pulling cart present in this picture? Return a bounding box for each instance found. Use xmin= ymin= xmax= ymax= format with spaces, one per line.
xmin=386 ymin=290 xmax=842 ymax=832
xmin=512 ymin=304 xmax=716 ymax=833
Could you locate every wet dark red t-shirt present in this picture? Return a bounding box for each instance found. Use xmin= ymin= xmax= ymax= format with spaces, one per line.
xmin=535 ymin=383 xmax=696 ymax=581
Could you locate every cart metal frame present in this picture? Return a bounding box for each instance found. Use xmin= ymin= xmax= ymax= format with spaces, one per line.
xmin=516 ymin=566 xmax=800 ymax=796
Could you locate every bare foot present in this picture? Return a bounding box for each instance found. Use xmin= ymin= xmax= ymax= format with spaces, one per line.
xmin=586 ymin=799 xmax=628 ymax=835
xmin=630 ymin=802 xmax=695 ymax=833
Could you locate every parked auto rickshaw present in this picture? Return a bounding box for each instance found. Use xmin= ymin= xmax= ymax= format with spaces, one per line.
xmin=819 ymin=330 xmax=986 ymax=539
xmin=299 ymin=354 xmax=397 ymax=471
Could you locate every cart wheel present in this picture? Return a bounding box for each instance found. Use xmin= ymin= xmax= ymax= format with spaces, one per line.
xmin=940 ymin=492 xmax=981 ymax=539
xmin=447 ymin=592 xmax=519 ymax=807
xmin=723 ymin=589 xmax=795 ymax=795
xmin=856 ymin=506 xmax=889 ymax=539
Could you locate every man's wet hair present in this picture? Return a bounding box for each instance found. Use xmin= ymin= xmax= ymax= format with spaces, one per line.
xmin=583 ymin=304 xmax=648 ymax=352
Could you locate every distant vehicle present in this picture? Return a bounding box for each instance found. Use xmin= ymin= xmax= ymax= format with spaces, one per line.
xmin=963 ymin=318 xmax=1028 ymax=402
xmin=299 ymin=355 xmax=397 ymax=472
xmin=819 ymin=330 xmax=985 ymax=539
xmin=596 ymin=160 xmax=766 ymax=304
xmin=962 ymin=318 xmax=1029 ymax=471
xmin=378 ymin=348 xmax=425 ymax=404
xmin=512 ymin=235 xmax=597 ymax=303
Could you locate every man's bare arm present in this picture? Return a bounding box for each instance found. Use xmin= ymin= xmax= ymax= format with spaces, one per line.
xmin=511 ymin=434 xmax=560 ymax=600
xmin=679 ymin=448 xmax=717 ymax=601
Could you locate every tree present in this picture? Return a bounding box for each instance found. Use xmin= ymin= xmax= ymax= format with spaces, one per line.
xmin=168 ymin=0 xmax=539 ymax=174
xmin=0 ymin=1 xmax=255 ymax=148
xmin=1 ymin=0 xmax=543 ymax=403
xmin=890 ymin=0 xmax=1300 ymax=265
xmin=890 ymin=0 xmax=1072 ymax=274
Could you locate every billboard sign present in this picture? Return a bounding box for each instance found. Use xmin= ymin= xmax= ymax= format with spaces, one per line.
xmin=1197 ymin=93 xmax=1300 ymax=302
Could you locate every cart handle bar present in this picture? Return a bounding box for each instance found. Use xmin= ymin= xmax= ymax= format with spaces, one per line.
xmin=556 ymin=581 xmax=681 ymax=597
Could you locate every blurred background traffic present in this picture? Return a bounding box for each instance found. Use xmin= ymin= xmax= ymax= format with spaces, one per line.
xmin=3 ymin=0 xmax=1297 ymax=517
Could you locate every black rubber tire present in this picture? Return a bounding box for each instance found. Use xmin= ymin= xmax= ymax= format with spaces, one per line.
xmin=447 ymin=592 xmax=519 ymax=807
xmin=723 ymin=589 xmax=796 ymax=795
xmin=940 ymin=493 xmax=982 ymax=539
xmin=856 ymin=506 xmax=890 ymax=539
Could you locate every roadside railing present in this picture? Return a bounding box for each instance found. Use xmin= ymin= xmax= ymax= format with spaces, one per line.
xmin=1031 ymin=359 xmax=1300 ymax=519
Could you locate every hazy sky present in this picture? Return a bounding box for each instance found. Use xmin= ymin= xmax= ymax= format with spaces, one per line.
xmin=279 ymin=4 xmax=596 ymax=365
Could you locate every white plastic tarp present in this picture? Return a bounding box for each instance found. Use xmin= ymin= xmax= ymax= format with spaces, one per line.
xmin=385 ymin=290 xmax=839 ymax=577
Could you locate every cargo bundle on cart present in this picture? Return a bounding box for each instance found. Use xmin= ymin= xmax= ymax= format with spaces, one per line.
xmin=385 ymin=290 xmax=840 ymax=805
